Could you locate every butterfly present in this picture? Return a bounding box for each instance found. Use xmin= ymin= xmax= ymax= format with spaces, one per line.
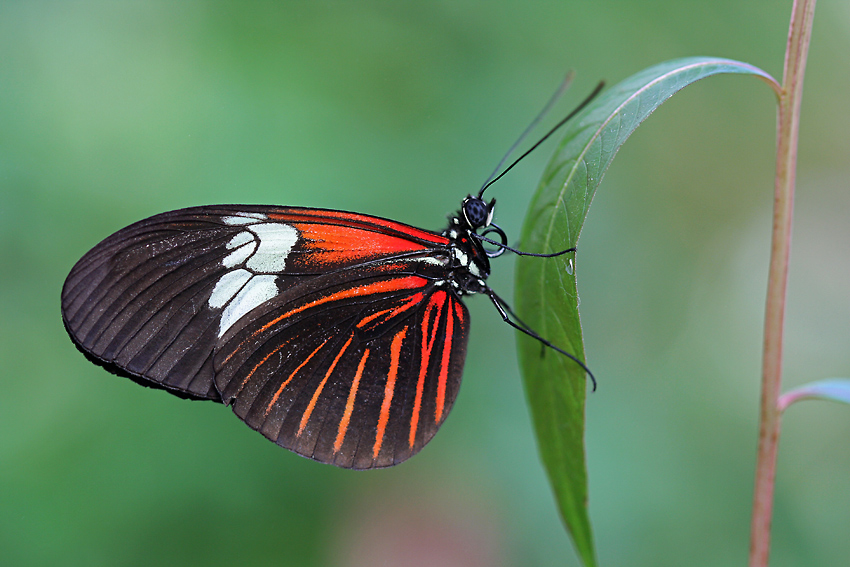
xmin=61 ymin=82 xmax=601 ymax=469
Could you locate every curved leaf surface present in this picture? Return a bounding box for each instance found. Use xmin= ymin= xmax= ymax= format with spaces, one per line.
xmin=514 ymin=57 xmax=778 ymax=566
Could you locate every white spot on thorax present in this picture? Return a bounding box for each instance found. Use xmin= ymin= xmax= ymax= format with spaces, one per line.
xmin=417 ymin=256 xmax=445 ymax=267
xmin=455 ymin=249 xmax=469 ymax=267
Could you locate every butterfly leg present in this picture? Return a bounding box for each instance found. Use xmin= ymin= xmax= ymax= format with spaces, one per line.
xmin=485 ymin=287 xmax=596 ymax=390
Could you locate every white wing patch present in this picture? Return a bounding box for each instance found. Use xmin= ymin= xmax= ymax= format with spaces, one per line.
xmin=244 ymin=223 xmax=298 ymax=272
xmin=209 ymin=269 xmax=253 ymax=309
xmin=227 ymin=231 xmax=255 ymax=249
xmin=209 ymin=214 xmax=301 ymax=337
xmin=223 ymin=212 xmax=267 ymax=225
xmin=223 ymin=232 xmax=256 ymax=268
xmin=217 ymin=274 xmax=278 ymax=337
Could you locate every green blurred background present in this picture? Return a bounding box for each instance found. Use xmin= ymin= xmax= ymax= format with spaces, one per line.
xmin=2 ymin=2 xmax=848 ymax=566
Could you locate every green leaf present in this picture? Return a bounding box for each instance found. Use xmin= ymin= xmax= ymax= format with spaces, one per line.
xmin=514 ymin=57 xmax=777 ymax=566
xmin=779 ymin=379 xmax=850 ymax=411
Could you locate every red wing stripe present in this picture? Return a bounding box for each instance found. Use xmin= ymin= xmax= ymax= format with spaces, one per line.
xmin=237 ymin=340 xmax=290 ymax=402
xmin=373 ymin=326 xmax=407 ymax=460
xmin=264 ymin=337 xmax=331 ymax=418
xmin=265 ymin=209 xmax=449 ymax=246
xmin=409 ymin=291 xmax=446 ymax=449
xmin=334 ymin=348 xmax=370 ymax=453
xmin=257 ymin=276 xmax=428 ymax=337
xmin=356 ymin=292 xmax=425 ymax=329
xmin=294 ymin=223 xmax=430 ymax=264
xmin=435 ymin=300 xmax=454 ymax=422
xmin=298 ymin=336 xmax=353 ymax=436
xmin=356 ymin=308 xmax=395 ymax=329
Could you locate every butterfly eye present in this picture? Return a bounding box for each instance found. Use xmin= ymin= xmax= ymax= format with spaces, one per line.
xmin=462 ymin=196 xmax=495 ymax=229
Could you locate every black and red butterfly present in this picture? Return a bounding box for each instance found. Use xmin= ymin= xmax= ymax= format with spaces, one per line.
xmin=61 ymin=82 xmax=601 ymax=469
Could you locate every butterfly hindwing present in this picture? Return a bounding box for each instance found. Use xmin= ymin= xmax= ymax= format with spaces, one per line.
xmin=214 ymin=269 xmax=469 ymax=468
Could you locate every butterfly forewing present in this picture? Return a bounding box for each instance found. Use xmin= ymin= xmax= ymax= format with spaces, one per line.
xmin=62 ymin=205 xmax=469 ymax=467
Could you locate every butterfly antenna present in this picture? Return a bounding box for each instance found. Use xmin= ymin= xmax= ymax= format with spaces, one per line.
xmin=479 ymin=72 xmax=575 ymax=191
xmin=486 ymin=287 xmax=597 ymax=391
xmin=479 ymin=80 xmax=605 ymax=199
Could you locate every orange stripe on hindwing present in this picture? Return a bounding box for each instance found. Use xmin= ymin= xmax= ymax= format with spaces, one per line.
xmin=435 ymin=299 xmax=454 ymax=422
xmin=258 ymin=276 xmax=427 ymax=335
xmin=263 ymin=337 xmax=331 ymax=418
xmin=298 ymin=336 xmax=353 ymax=436
xmin=333 ymin=348 xmax=370 ymax=454
xmin=233 ymin=339 xmax=292 ymax=401
xmin=373 ymin=327 xmax=407 ymax=460
xmin=220 ymin=276 xmax=427 ymax=369
xmin=355 ymin=292 xmax=425 ymax=331
xmin=409 ymin=291 xmax=446 ymax=449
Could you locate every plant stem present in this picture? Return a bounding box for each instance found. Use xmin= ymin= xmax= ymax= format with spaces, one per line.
xmin=749 ymin=1 xmax=816 ymax=565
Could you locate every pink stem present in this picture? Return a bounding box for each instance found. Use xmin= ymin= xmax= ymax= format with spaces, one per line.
xmin=749 ymin=1 xmax=816 ymax=565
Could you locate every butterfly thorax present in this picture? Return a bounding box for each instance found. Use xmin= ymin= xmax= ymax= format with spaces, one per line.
xmin=443 ymin=198 xmax=493 ymax=297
